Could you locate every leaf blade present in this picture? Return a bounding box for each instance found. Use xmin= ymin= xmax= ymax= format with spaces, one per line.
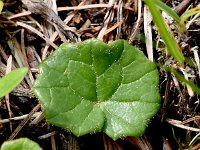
xmin=1 ymin=138 xmax=41 ymax=150
xmin=155 ymin=0 xmax=181 ymax=23
xmin=33 ymin=39 xmax=161 ymax=139
xmin=0 ymin=68 xmax=28 ymax=98
xmin=144 ymin=0 xmax=184 ymax=64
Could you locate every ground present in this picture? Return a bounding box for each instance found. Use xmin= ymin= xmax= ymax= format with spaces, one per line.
xmin=0 ymin=0 xmax=200 ymax=149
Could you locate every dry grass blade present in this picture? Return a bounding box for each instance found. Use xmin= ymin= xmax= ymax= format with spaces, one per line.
xmin=8 ymin=104 xmax=41 ymax=140
xmin=20 ymin=29 xmax=35 ymax=85
xmin=42 ymin=32 xmax=58 ymax=60
xmin=179 ymin=67 xmax=194 ymax=97
xmin=97 ymin=0 xmax=115 ymax=40
xmin=7 ymin=38 xmax=32 ymax=87
xmin=189 ymin=132 xmax=200 ymax=146
xmin=5 ymin=55 xmax=13 ymax=131
xmin=191 ymin=47 xmax=200 ymax=78
xmin=21 ymin=0 xmax=78 ymax=42
xmin=51 ymin=134 xmax=56 ymax=150
xmin=144 ymin=6 xmax=153 ymax=61
xmin=166 ymin=118 xmax=200 ymax=132
xmin=104 ymin=20 xmax=123 ymax=35
xmin=0 ymin=45 xmax=9 ymax=63
xmin=58 ymin=4 xmax=134 ymax=12
xmin=116 ymin=0 xmax=123 ymax=39
xmin=186 ymin=12 xmax=200 ymax=29
xmin=42 ymin=0 xmax=55 ymax=39
xmin=7 ymin=11 xmax=31 ymax=20
xmin=37 ymin=131 xmax=57 ymax=140
xmin=129 ymin=0 xmax=142 ymax=43
xmin=0 ymin=112 xmax=42 ymax=124
xmin=16 ymin=21 xmax=58 ymax=49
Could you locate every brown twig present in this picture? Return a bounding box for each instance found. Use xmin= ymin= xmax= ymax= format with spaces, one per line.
xmin=174 ymin=0 xmax=195 ymax=16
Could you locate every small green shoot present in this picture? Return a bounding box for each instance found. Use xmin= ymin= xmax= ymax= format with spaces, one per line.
xmin=1 ymin=138 xmax=41 ymax=150
xmin=0 ymin=0 xmax=3 ymax=14
xmin=180 ymin=7 xmax=200 ymax=25
xmin=33 ymin=39 xmax=161 ymax=140
xmin=163 ymin=66 xmax=200 ymax=95
xmin=0 ymin=67 xmax=28 ymax=98
xmin=144 ymin=0 xmax=184 ymax=64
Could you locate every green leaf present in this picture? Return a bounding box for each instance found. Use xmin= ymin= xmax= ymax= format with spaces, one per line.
xmin=155 ymin=0 xmax=187 ymax=33
xmin=144 ymin=0 xmax=184 ymax=64
xmin=163 ymin=66 xmax=200 ymax=95
xmin=0 ymin=0 xmax=3 ymax=14
xmin=0 ymin=68 xmax=28 ymax=98
xmin=1 ymin=138 xmax=41 ymax=150
xmin=155 ymin=0 xmax=181 ymax=23
xmin=33 ymin=39 xmax=161 ymax=140
xmin=180 ymin=7 xmax=200 ymax=25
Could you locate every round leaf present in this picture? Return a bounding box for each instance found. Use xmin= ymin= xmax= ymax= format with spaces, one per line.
xmin=1 ymin=138 xmax=41 ymax=150
xmin=33 ymin=39 xmax=161 ymax=140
